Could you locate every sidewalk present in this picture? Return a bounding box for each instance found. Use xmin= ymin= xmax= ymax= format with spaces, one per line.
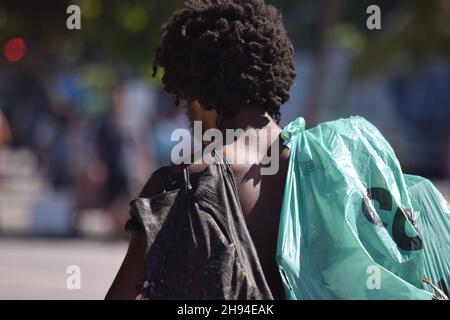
xmin=0 ymin=238 xmax=127 ymax=300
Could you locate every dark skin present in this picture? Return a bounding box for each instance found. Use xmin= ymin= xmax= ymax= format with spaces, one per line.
xmin=106 ymin=101 xmax=289 ymax=300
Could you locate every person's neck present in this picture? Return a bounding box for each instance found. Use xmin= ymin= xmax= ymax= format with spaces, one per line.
xmin=218 ymin=107 xmax=280 ymax=133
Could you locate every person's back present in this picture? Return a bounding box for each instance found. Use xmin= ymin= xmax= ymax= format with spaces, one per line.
xmin=220 ymin=111 xmax=290 ymax=299
xmin=182 ymin=108 xmax=290 ymax=299
xmin=106 ymin=0 xmax=296 ymax=300
xmin=229 ymin=161 xmax=289 ymax=300
xmin=226 ymin=137 xmax=290 ymax=300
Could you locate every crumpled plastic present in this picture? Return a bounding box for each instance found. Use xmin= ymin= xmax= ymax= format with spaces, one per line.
xmin=277 ymin=116 xmax=450 ymax=300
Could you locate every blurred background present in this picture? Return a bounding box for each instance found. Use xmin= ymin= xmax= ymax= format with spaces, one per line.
xmin=0 ymin=0 xmax=449 ymax=299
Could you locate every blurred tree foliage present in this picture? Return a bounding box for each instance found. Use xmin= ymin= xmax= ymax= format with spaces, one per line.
xmin=351 ymin=0 xmax=450 ymax=75
xmin=0 ymin=0 xmax=448 ymax=78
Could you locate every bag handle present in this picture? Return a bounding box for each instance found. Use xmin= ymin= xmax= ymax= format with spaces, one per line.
xmin=158 ymin=165 xmax=192 ymax=193
xmin=182 ymin=165 xmax=192 ymax=191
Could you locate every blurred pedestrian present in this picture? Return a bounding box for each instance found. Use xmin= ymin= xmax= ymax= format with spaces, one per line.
xmin=0 ymin=110 xmax=12 ymax=150
xmin=0 ymin=110 xmax=12 ymax=179
xmin=96 ymin=85 xmax=131 ymax=238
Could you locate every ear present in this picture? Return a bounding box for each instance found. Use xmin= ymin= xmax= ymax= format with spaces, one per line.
xmin=203 ymin=108 xmax=218 ymax=130
xmin=192 ymin=100 xmax=218 ymax=129
xmin=190 ymin=99 xmax=203 ymax=113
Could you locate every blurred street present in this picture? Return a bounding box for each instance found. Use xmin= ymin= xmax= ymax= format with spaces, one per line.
xmin=0 ymin=238 xmax=126 ymax=300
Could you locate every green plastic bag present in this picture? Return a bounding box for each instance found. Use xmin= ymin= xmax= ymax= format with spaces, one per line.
xmin=277 ymin=116 xmax=450 ymax=300
xmin=405 ymin=175 xmax=450 ymax=298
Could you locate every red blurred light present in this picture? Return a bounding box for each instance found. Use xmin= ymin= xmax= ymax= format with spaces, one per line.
xmin=4 ymin=38 xmax=27 ymax=62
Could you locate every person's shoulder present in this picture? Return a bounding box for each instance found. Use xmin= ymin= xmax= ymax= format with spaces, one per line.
xmin=138 ymin=167 xmax=167 ymax=198
xmin=139 ymin=161 xmax=212 ymax=198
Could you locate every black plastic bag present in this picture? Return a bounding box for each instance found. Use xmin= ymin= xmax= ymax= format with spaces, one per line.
xmin=126 ymin=162 xmax=273 ymax=300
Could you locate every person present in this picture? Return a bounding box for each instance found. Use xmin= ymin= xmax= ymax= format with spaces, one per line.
xmin=0 ymin=110 xmax=12 ymax=179
xmin=0 ymin=110 xmax=11 ymax=150
xmin=106 ymin=0 xmax=296 ymax=300
xmin=96 ymin=86 xmax=132 ymax=237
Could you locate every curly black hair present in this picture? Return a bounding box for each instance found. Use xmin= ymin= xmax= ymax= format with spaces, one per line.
xmin=153 ymin=0 xmax=296 ymax=124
